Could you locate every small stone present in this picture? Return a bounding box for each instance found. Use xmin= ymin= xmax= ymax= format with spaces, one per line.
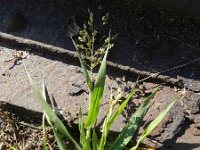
xmin=183 ymin=92 xmax=200 ymax=114
xmin=143 ymin=138 xmax=161 ymax=149
xmin=68 ymin=83 xmax=86 ymax=96
xmin=48 ymin=134 xmax=54 ymax=142
xmin=195 ymin=123 xmax=200 ymax=129
xmin=194 ymin=114 xmax=200 ymax=124
xmin=142 ymin=82 xmax=158 ymax=93
xmin=193 ymin=128 xmax=200 ymax=136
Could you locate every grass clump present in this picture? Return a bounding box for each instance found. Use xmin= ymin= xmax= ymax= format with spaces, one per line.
xmin=25 ymin=12 xmax=177 ymax=150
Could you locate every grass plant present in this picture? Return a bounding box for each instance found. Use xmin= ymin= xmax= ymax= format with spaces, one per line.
xmin=25 ymin=12 xmax=177 ymax=150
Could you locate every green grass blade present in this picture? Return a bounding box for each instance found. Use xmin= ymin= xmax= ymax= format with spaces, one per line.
xmin=85 ymin=50 xmax=108 ymax=128
xmin=79 ymin=107 xmax=91 ymax=150
xmin=98 ymin=88 xmax=135 ymax=150
xmin=9 ymin=147 xmax=18 ymax=150
xmin=0 ymin=143 xmax=3 ymax=150
xmin=79 ymin=107 xmax=84 ymax=145
xmin=24 ymin=66 xmax=81 ymax=150
xmin=131 ymin=99 xmax=177 ymax=150
xmin=42 ymin=114 xmax=47 ymax=150
xmin=108 ymin=87 xmax=159 ymax=150
xmin=98 ymin=116 xmax=109 ymax=150
xmin=42 ymin=83 xmax=52 ymax=106
xmin=53 ymin=128 xmax=67 ymax=150
xmin=71 ymin=37 xmax=93 ymax=91
xmin=44 ymin=106 xmax=67 ymax=150
xmin=92 ymin=128 xmax=98 ymax=150
xmin=42 ymin=84 xmax=53 ymax=127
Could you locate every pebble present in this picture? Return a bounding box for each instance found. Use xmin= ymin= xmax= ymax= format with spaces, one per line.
xmin=193 ymin=128 xmax=200 ymax=136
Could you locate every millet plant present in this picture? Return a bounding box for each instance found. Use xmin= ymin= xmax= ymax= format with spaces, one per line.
xmin=25 ymin=12 xmax=177 ymax=150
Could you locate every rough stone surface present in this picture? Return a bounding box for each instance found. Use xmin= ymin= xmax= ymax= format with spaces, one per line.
xmin=184 ymin=92 xmax=200 ymax=114
xmin=178 ymin=76 xmax=200 ymax=92
xmin=174 ymin=124 xmax=200 ymax=150
xmin=142 ymin=87 xmax=185 ymax=143
xmin=193 ymin=128 xmax=200 ymax=136
xmin=194 ymin=115 xmax=200 ymax=125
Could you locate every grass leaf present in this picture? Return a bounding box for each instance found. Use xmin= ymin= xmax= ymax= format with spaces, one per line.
xmin=0 ymin=143 xmax=3 ymax=150
xmin=42 ymin=114 xmax=47 ymax=150
xmin=53 ymin=128 xmax=67 ymax=150
xmin=79 ymin=107 xmax=91 ymax=150
xmin=98 ymin=87 xmax=135 ymax=149
xmin=9 ymin=147 xmax=18 ymax=150
xmin=71 ymin=37 xmax=93 ymax=91
xmin=24 ymin=65 xmax=81 ymax=150
xmin=85 ymin=50 xmax=108 ymax=128
xmin=131 ymin=99 xmax=177 ymax=150
xmin=108 ymin=87 xmax=159 ymax=150
xmin=92 ymin=128 xmax=98 ymax=150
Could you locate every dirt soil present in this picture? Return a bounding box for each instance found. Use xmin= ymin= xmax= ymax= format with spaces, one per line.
xmin=0 ymin=0 xmax=200 ymax=149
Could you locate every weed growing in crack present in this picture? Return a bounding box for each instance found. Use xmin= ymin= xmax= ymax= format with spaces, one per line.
xmin=24 ymin=12 xmax=177 ymax=150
